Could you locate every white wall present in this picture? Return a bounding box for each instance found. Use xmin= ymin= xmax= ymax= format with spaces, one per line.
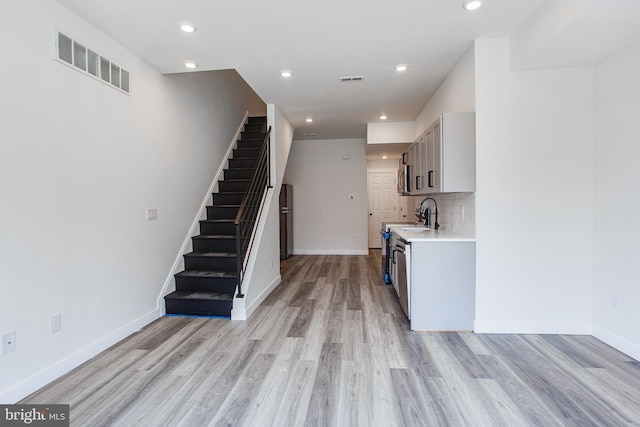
xmin=593 ymin=39 xmax=640 ymax=360
xmin=474 ymin=38 xmax=594 ymax=334
xmin=367 ymin=158 xmax=400 ymax=170
xmin=367 ymin=122 xmax=415 ymax=144
xmin=284 ymin=139 xmax=368 ymax=255
xmin=414 ymin=45 xmax=476 ymax=137
xmin=0 ymin=0 xmax=264 ymax=402
xmin=407 ymin=45 xmax=477 ymax=236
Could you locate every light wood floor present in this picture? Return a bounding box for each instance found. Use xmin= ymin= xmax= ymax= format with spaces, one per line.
xmin=23 ymin=252 xmax=640 ymax=426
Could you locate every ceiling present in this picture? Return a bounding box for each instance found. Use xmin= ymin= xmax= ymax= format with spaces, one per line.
xmin=55 ymin=0 xmax=640 ymax=143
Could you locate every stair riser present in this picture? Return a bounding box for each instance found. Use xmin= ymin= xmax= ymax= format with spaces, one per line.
xmin=243 ymin=123 xmax=264 ymax=132
xmin=165 ymin=298 xmax=232 ymax=317
xmin=193 ymin=238 xmax=237 ymax=253
xmin=223 ymin=169 xmax=253 ymax=180
xmin=184 ymin=256 xmax=236 ymax=271
xmin=228 ymin=158 xmax=257 ymax=169
xmin=233 ymin=148 xmax=260 ymax=159
xmin=247 ymin=116 xmax=267 ymax=124
xmin=174 ymin=276 xmax=238 ymax=294
xmin=240 ymin=131 xmax=265 ymax=140
xmin=218 ymin=181 xmax=249 ymax=193
xmin=213 ymin=192 xmax=245 ymax=205
xmin=206 ymin=206 xmax=240 ymax=219
xmin=237 ymin=139 xmax=263 ymax=150
xmin=199 ymin=221 xmax=236 ymax=235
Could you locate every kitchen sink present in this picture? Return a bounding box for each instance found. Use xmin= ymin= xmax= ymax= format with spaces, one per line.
xmin=402 ymin=227 xmax=432 ymax=232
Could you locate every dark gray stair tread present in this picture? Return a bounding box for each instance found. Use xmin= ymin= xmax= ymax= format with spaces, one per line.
xmin=200 ymin=219 xmax=235 ymax=223
xmin=210 ymin=204 xmax=240 ymax=208
xmin=184 ymin=251 xmax=236 ymax=257
xmin=165 ymin=290 xmax=234 ymax=301
xmin=175 ymin=270 xmax=238 ymax=279
xmin=192 ymin=235 xmax=236 ymax=240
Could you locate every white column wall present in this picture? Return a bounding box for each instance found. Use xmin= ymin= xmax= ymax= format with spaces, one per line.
xmin=238 ymin=105 xmax=295 ymax=319
xmin=474 ymin=38 xmax=595 ymax=333
xmin=593 ymin=39 xmax=640 ymax=360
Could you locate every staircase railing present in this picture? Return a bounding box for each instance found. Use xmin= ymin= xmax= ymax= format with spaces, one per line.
xmin=234 ymin=125 xmax=272 ymax=298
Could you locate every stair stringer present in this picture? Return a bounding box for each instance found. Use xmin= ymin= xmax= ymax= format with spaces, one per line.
xmin=157 ymin=112 xmax=249 ymax=310
xmin=232 ymin=105 xmax=294 ymax=320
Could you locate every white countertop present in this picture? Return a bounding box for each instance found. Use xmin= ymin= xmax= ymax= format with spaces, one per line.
xmin=388 ymin=224 xmax=476 ymax=243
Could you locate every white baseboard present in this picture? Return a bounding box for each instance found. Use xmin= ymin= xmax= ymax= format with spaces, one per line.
xmin=292 ymin=249 xmax=369 ymax=256
xmin=244 ymin=275 xmax=281 ymax=319
xmin=473 ymin=320 xmax=593 ymax=335
xmin=0 ymin=308 xmax=162 ymax=403
xmin=593 ymin=324 xmax=640 ymax=362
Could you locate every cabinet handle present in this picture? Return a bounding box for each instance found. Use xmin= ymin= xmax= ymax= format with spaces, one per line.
xmin=428 ymin=171 xmax=434 ymax=187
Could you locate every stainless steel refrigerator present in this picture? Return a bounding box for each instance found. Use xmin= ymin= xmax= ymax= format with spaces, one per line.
xmin=279 ymin=184 xmax=293 ymax=260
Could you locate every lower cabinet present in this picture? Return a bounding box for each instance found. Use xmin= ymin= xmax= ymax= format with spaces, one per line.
xmin=409 ymin=241 xmax=476 ymax=331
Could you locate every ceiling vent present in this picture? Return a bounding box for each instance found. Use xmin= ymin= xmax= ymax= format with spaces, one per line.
xmin=303 ymin=133 xmax=318 ymax=137
xmin=55 ymin=29 xmax=130 ymax=94
xmin=339 ymin=76 xmax=364 ymax=82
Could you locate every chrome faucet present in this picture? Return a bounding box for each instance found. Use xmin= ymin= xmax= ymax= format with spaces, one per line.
xmin=419 ymin=197 xmax=440 ymax=230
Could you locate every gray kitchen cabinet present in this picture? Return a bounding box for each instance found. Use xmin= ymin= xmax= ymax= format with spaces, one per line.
xmin=401 ymin=130 xmax=427 ymax=195
xmin=410 ymin=241 xmax=476 ymax=331
xmin=425 ymin=112 xmax=476 ymax=194
xmin=400 ymin=112 xmax=475 ymax=196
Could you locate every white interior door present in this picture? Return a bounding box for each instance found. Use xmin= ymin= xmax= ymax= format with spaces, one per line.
xmin=368 ymin=170 xmax=399 ymax=248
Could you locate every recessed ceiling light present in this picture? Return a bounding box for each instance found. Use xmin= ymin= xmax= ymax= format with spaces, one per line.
xmin=280 ymin=70 xmax=292 ymax=77
xmin=306 ymin=118 xmax=313 ymax=123
xmin=463 ymin=0 xmax=482 ymax=10
xmin=380 ymin=115 xmax=388 ymax=120
xmin=382 ymin=155 xmax=388 ymax=159
xmin=183 ymin=61 xmax=198 ymax=69
xmin=178 ymin=21 xmax=197 ymax=33
xmin=395 ymin=64 xmax=408 ymax=72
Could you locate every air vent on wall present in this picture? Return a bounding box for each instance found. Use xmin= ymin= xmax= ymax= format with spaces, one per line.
xmin=55 ymin=29 xmax=130 ymax=94
xmin=339 ymin=76 xmax=364 ymax=82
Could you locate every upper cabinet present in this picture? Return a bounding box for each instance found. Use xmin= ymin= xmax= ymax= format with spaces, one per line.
xmin=401 ymin=112 xmax=475 ymax=195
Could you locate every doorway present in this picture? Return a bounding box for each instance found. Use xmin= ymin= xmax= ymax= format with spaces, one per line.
xmin=367 ymin=170 xmax=400 ymax=248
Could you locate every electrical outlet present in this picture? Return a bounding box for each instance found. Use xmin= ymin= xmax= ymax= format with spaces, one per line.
xmin=3 ymin=332 xmax=16 ymax=355
xmin=269 ymin=259 xmax=273 ymax=268
xmin=146 ymin=208 xmax=158 ymax=221
xmin=611 ymin=294 xmax=620 ymax=310
xmin=51 ymin=314 xmax=62 ymax=334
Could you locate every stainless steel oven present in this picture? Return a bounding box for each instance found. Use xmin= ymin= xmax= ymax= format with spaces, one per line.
xmin=393 ymin=238 xmax=409 ymax=318
xmin=390 ymin=231 xmax=410 ymax=319
xmin=380 ymin=229 xmax=391 ymax=284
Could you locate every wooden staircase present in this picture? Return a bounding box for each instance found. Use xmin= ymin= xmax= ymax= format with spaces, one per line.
xmin=164 ymin=116 xmax=267 ymax=317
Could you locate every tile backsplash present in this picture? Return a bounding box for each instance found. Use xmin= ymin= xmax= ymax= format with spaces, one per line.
xmin=400 ymin=192 xmax=475 ymax=236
